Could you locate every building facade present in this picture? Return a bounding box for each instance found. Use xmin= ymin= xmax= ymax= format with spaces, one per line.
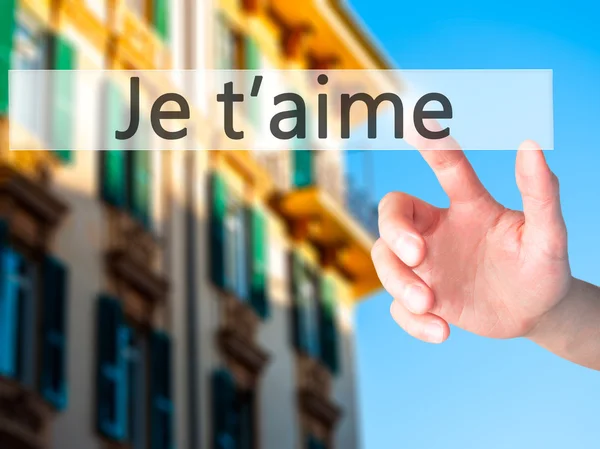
xmin=0 ymin=1 xmax=389 ymax=449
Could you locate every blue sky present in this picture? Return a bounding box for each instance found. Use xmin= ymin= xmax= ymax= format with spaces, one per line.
xmin=349 ymin=1 xmax=600 ymax=448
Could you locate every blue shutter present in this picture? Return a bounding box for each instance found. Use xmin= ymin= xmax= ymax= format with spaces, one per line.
xmin=40 ymin=255 xmax=69 ymax=409
xmin=212 ymin=369 xmax=237 ymax=449
xmin=308 ymin=435 xmax=326 ymax=449
xmin=96 ymin=294 xmax=129 ymax=441
xmin=0 ymin=220 xmax=19 ymax=377
xmin=150 ymin=331 xmax=173 ymax=449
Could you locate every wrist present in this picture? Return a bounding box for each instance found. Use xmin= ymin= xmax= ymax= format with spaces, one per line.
xmin=525 ymin=275 xmax=576 ymax=343
xmin=525 ymin=276 xmax=600 ymax=370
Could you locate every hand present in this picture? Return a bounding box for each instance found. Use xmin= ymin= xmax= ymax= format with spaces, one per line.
xmin=372 ymin=139 xmax=572 ymax=343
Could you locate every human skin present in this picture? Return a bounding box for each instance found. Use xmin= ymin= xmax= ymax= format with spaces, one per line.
xmin=371 ymin=139 xmax=600 ymax=371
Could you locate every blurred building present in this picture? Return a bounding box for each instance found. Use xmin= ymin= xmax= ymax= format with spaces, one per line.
xmin=0 ymin=1 xmax=390 ymax=449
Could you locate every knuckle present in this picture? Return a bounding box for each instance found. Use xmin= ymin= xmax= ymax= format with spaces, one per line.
xmin=550 ymin=172 xmax=560 ymax=193
xmin=377 ymin=215 xmax=395 ymax=241
xmin=378 ymin=191 xmax=405 ymax=216
xmin=371 ymin=238 xmax=387 ymax=261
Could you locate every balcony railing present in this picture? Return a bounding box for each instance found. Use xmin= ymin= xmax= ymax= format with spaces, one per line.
xmin=253 ymin=149 xmax=379 ymax=238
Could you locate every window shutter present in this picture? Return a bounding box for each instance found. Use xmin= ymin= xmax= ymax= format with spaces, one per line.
xmin=320 ymin=276 xmax=339 ymax=374
xmin=97 ymin=294 xmax=129 ymax=441
xmin=249 ymin=207 xmax=268 ymax=318
xmin=244 ymin=36 xmax=261 ymax=128
xmin=40 ymin=256 xmax=69 ymax=409
xmin=290 ymin=252 xmax=308 ymax=352
xmin=128 ymin=121 xmax=152 ymax=228
xmin=0 ymin=0 xmax=16 ymax=115
xmin=153 ymin=0 xmax=169 ymax=41
xmin=308 ymin=435 xmax=326 ymax=449
xmin=47 ymin=33 xmax=76 ymax=163
xmin=293 ymin=150 xmax=313 ymax=188
xmin=212 ymin=369 xmax=237 ymax=449
xmin=100 ymin=82 xmax=128 ymax=208
xmin=244 ymin=36 xmax=261 ymax=70
xmin=0 ymin=221 xmax=19 ymax=377
xmin=150 ymin=331 xmax=173 ymax=449
xmin=210 ymin=173 xmax=227 ymax=289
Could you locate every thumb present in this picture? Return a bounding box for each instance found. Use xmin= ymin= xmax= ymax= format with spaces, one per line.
xmin=515 ymin=140 xmax=567 ymax=259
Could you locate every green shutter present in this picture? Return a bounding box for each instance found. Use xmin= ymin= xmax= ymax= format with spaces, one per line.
xmin=210 ymin=173 xmax=227 ymax=289
xmin=249 ymin=207 xmax=268 ymax=318
xmin=212 ymin=369 xmax=237 ymax=449
xmin=101 ymin=151 xmax=128 ymax=207
xmin=48 ymin=33 xmax=76 ymax=163
xmin=290 ymin=252 xmax=308 ymax=352
xmin=101 ymin=82 xmax=127 ymax=207
xmin=130 ymin=151 xmax=151 ymax=228
xmin=129 ymin=120 xmax=152 ymax=228
xmin=244 ymin=36 xmax=261 ymax=128
xmin=320 ymin=276 xmax=339 ymax=374
xmin=150 ymin=331 xmax=173 ymax=449
xmin=0 ymin=220 xmax=19 ymax=377
xmin=153 ymin=0 xmax=169 ymax=41
xmin=293 ymin=150 xmax=313 ymax=188
xmin=40 ymin=256 xmax=69 ymax=410
xmin=0 ymin=0 xmax=16 ymax=115
xmin=245 ymin=36 xmax=261 ymax=70
xmin=96 ymin=294 xmax=128 ymax=442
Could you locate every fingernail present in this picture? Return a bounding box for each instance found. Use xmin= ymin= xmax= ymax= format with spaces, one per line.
xmin=404 ymin=284 xmax=428 ymax=314
xmin=395 ymin=234 xmax=422 ymax=266
xmin=424 ymin=323 xmax=444 ymax=343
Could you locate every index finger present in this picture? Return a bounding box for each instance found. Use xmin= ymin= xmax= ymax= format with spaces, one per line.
xmin=405 ymin=120 xmax=491 ymax=204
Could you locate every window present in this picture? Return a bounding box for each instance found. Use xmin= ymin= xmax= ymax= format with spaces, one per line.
xmin=10 ymin=15 xmax=46 ymax=139
xmin=96 ymin=294 xmax=172 ymax=449
xmin=0 ymin=223 xmax=69 ymax=409
xmin=210 ymin=172 xmax=270 ymax=317
xmin=215 ymin=16 xmax=247 ymax=71
xmin=100 ymin=84 xmax=153 ymax=230
xmin=212 ymin=369 xmax=256 ymax=449
xmin=307 ymin=435 xmax=327 ymax=449
xmin=236 ymin=389 xmax=256 ymax=449
xmin=290 ymin=254 xmax=340 ymax=373
xmin=124 ymin=327 xmax=149 ymax=449
xmin=7 ymin=13 xmax=76 ymax=163
xmin=290 ymin=253 xmax=320 ymax=357
xmin=225 ymin=196 xmax=248 ymax=300
xmin=300 ymin=267 xmax=320 ymax=358
xmin=0 ymin=247 xmax=35 ymax=382
xmin=318 ymin=276 xmax=339 ymax=374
